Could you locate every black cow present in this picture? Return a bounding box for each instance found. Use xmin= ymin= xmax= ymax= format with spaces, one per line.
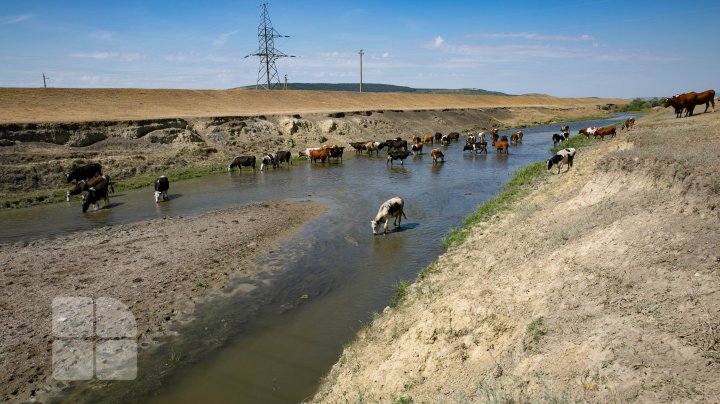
xmin=275 ymin=151 xmax=292 ymax=166
xmin=228 ymin=156 xmax=256 ymax=172
xmin=327 ymin=146 xmax=345 ymax=161
xmin=447 ymin=132 xmax=460 ymax=142
xmin=82 ymin=175 xmax=110 ymax=212
xmin=154 ymin=175 xmax=170 ymax=203
xmin=552 ymin=133 xmax=564 ymax=146
xmin=385 ymin=139 xmax=408 ymax=151
xmin=386 ymin=150 xmax=413 ymax=166
xmin=434 ymin=132 xmax=443 ymax=143
xmin=67 ymin=163 xmax=102 ymax=183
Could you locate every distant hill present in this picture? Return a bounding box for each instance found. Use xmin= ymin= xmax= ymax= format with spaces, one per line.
xmin=237 ymin=83 xmax=513 ymax=96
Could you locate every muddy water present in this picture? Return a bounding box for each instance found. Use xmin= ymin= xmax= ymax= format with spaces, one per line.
xmin=0 ymin=115 xmax=636 ymax=403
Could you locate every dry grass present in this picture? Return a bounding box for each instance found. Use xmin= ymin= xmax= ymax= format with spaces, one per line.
xmin=0 ymin=88 xmax=627 ymax=123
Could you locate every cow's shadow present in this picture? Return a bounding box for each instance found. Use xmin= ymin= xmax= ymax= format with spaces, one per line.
xmin=391 ymin=222 xmax=419 ymax=233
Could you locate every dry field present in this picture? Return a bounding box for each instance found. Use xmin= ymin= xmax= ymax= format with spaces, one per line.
xmin=314 ymin=109 xmax=720 ymax=402
xmin=0 ymin=88 xmax=625 ymax=123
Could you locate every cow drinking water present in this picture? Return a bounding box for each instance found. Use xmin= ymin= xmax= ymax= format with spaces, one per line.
xmin=154 ymin=175 xmax=170 ymax=203
xmin=371 ymin=196 xmax=407 ymax=235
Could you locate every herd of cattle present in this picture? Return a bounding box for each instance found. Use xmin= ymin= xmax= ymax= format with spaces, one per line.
xmin=64 ymin=122 xmax=620 ymax=214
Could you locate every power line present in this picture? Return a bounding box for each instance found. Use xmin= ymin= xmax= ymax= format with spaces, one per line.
xmin=244 ymin=3 xmax=294 ymax=90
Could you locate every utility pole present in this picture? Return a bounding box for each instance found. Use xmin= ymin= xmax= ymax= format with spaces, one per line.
xmin=42 ymin=73 xmax=48 ymax=88
xmin=284 ymin=74 xmax=288 ymax=90
xmin=358 ymin=49 xmax=364 ymax=93
xmin=245 ymin=3 xmax=295 ymax=90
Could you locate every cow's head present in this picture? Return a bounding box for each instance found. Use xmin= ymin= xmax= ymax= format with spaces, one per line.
xmin=371 ymin=220 xmax=380 ymax=235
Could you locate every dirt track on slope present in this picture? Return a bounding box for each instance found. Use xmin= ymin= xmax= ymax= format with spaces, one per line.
xmin=313 ymin=109 xmax=720 ymax=402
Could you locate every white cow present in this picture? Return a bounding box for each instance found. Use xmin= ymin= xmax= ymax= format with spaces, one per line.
xmin=371 ymin=196 xmax=407 ymax=235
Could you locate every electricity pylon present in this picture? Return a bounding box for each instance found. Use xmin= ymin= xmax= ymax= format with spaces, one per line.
xmin=245 ymin=3 xmax=294 ymax=90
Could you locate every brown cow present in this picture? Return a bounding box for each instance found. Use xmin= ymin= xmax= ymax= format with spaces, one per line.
xmin=665 ymin=92 xmax=698 ymax=118
xmin=308 ymin=148 xmax=330 ymax=163
xmin=695 ymin=89 xmax=716 ymax=114
xmin=430 ymin=148 xmax=444 ymax=164
xmin=622 ymin=118 xmax=635 ymax=130
xmin=510 ymin=130 xmax=523 ymax=143
xmin=593 ymin=126 xmax=616 ymax=140
xmin=492 ymin=139 xmax=508 ymax=155
xmin=423 ymin=134 xmax=434 ymax=144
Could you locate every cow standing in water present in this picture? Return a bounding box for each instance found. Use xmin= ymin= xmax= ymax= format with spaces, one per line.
xmin=371 ymin=196 xmax=407 ymax=235
xmin=155 ymin=175 xmax=170 ymax=203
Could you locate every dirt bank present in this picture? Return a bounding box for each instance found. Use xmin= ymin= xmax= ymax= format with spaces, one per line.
xmin=313 ymin=110 xmax=720 ymax=402
xmin=0 ymin=90 xmax=622 ymax=208
xmin=0 ymin=200 xmax=326 ymax=402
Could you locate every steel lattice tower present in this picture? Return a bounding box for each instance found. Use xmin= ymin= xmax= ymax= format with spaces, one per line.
xmin=245 ymin=3 xmax=294 ymax=90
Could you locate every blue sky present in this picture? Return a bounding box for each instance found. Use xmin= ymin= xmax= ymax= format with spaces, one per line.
xmin=1 ymin=0 xmax=717 ymax=97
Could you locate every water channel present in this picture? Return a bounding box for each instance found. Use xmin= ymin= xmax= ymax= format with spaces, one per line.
xmin=0 ymin=114 xmax=636 ymax=403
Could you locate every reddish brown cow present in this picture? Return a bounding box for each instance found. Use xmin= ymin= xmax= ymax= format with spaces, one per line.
xmin=665 ymin=92 xmax=698 ymax=118
xmin=695 ymin=89 xmax=716 ymax=113
xmin=308 ymin=149 xmax=330 ymax=163
xmin=423 ymin=134 xmax=434 ymax=144
xmin=593 ymin=126 xmax=616 ymax=140
xmin=493 ymin=139 xmax=508 ymax=155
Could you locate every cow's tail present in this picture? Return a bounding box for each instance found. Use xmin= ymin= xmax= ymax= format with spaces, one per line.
xmin=401 ymin=209 xmax=408 ymax=220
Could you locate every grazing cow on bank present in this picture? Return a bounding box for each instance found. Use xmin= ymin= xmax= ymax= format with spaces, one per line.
xmin=308 ymin=148 xmax=330 ymax=164
xmin=622 ymin=118 xmax=635 ymax=130
xmin=387 ymin=150 xmax=413 ymax=166
xmin=275 ymin=150 xmax=292 ymax=166
xmin=423 ymin=134 xmax=434 ymax=144
xmin=665 ymin=92 xmax=698 ymax=118
xmin=154 ymin=175 xmax=170 ymax=203
xmin=431 ymin=148 xmax=445 ymax=163
xmin=82 ymin=175 xmax=110 ymax=212
xmin=546 ymin=148 xmax=577 ymax=174
xmin=260 ymin=154 xmax=277 ymax=171
xmin=579 ymin=127 xmax=597 ymax=138
xmin=371 ymin=196 xmax=407 ymax=235
xmin=67 ymin=163 xmax=102 ymax=183
xmin=411 ymin=142 xmax=424 ymax=154
xmin=594 ymin=126 xmax=616 ymax=140
xmin=228 ymin=156 xmax=256 ymax=172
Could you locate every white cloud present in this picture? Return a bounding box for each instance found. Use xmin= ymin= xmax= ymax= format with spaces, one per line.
xmin=382 ymin=52 xmax=390 ymax=58
xmin=469 ymin=32 xmax=595 ymax=42
xmin=0 ymin=14 xmax=32 ymax=25
xmin=212 ymin=30 xmax=240 ymax=48
xmin=70 ymin=52 xmax=144 ymax=62
xmin=433 ymin=36 xmax=444 ymax=47
xmin=89 ymin=31 xmax=115 ymax=41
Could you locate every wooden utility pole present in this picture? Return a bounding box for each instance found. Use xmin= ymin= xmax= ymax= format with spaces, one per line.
xmin=43 ymin=73 xmax=48 ymax=88
xmin=359 ymin=49 xmax=364 ymax=93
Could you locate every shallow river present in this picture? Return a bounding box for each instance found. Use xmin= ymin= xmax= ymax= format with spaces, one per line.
xmin=0 ymin=115 xmax=636 ymax=403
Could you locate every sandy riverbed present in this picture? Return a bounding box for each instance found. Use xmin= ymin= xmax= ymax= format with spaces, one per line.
xmin=0 ymin=200 xmax=326 ymax=402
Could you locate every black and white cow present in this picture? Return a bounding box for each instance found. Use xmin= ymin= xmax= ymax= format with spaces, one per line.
xmin=260 ymin=154 xmax=276 ymax=171
xmin=228 ymin=156 xmax=256 ymax=172
xmin=387 ymin=150 xmax=413 ymax=166
xmin=154 ymin=175 xmax=170 ymax=203
xmin=546 ymin=148 xmax=577 ymax=174
xmin=67 ymin=163 xmax=102 ymax=183
xmin=552 ymin=133 xmax=564 ymax=146
xmin=67 ymin=174 xmax=113 ymax=202
xmin=371 ymin=196 xmax=407 ymax=235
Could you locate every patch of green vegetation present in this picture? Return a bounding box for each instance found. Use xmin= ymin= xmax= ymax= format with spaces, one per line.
xmin=393 ymin=396 xmax=414 ymax=404
xmin=524 ymin=316 xmax=547 ymax=352
xmin=617 ymin=97 xmax=664 ymax=112
xmin=195 ymin=278 xmax=209 ymax=289
xmin=416 ymin=262 xmax=440 ymax=282
xmin=550 ymin=132 xmax=597 ymax=153
xmin=442 ymin=162 xmax=546 ymax=248
xmin=391 ymin=280 xmax=410 ymax=307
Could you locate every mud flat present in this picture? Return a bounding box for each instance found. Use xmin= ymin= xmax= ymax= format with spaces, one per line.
xmin=0 ymin=200 xmax=326 ymax=402
xmin=313 ymin=109 xmax=720 ymax=402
